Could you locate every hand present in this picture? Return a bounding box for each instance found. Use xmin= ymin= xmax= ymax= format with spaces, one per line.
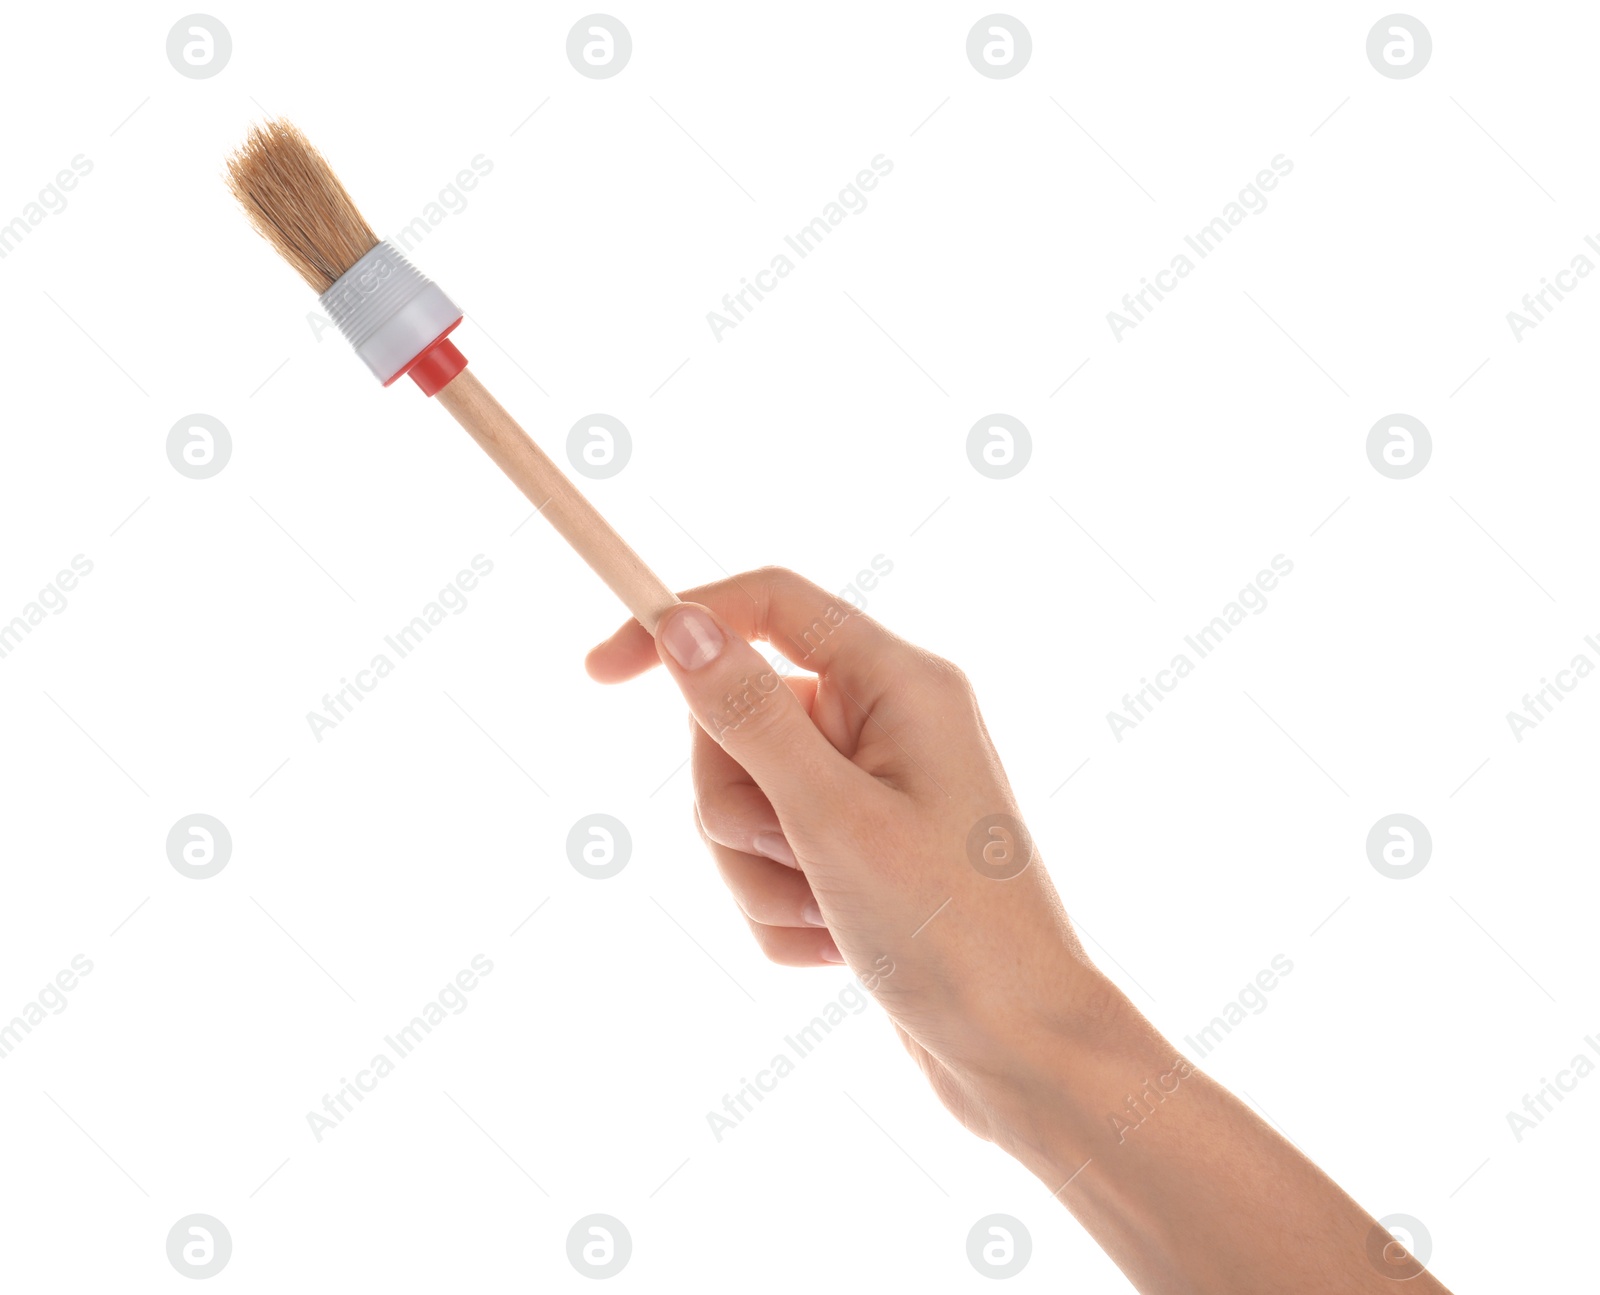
xmin=587 ymin=566 xmax=1456 ymax=1295
xmin=585 ymin=566 xmax=1110 ymax=1152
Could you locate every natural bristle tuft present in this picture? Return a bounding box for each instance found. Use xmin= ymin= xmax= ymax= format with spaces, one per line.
xmin=225 ymin=119 xmax=378 ymax=293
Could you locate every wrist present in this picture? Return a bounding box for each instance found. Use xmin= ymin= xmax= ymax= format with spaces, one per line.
xmin=966 ymin=962 xmax=1164 ymax=1185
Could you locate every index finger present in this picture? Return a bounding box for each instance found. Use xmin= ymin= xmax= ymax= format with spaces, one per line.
xmin=586 ymin=565 xmax=913 ymax=692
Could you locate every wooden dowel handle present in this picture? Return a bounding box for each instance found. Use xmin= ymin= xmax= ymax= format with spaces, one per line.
xmin=434 ymin=368 xmax=679 ymax=634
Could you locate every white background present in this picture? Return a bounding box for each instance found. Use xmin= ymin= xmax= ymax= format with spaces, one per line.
xmin=1 ymin=2 xmax=1594 ymax=1289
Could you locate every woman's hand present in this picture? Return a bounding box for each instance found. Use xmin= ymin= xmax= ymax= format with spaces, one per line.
xmin=586 ymin=566 xmax=1453 ymax=1295
xmin=585 ymin=566 xmax=1109 ymax=1152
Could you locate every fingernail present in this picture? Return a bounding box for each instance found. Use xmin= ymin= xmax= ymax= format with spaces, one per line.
xmin=819 ymin=937 xmax=845 ymax=963
xmin=754 ymin=831 xmax=797 ymax=868
xmin=801 ymin=900 xmax=825 ymax=927
xmin=661 ymin=606 xmax=724 ymax=670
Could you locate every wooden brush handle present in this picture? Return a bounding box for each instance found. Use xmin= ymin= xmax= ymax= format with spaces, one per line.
xmin=434 ymin=369 xmax=679 ymax=633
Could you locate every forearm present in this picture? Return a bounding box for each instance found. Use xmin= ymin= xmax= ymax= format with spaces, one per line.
xmin=984 ymin=973 xmax=1451 ymax=1295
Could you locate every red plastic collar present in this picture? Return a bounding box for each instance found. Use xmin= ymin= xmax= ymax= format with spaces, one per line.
xmin=383 ymin=318 xmax=469 ymax=396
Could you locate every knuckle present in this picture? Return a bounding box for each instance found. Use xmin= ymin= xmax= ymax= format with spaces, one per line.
xmin=918 ymin=651 xmax=972 ymax=696
xmin=694 ymin=794 xmax=743 ymax=849
xmin=691 ymin=800 xmax=716 ymax=848
xmin=743 ymin=915 xmax=788 ymax=960
xmin=733 ymin=885 xmax=792 ymax=929
xmin=742 ymin=916 xmax=817 ymax=967
xmin=754 ymin=564 xmax=828 ymax=615
xmin=745 ymin=564 xmax=805 ymax=616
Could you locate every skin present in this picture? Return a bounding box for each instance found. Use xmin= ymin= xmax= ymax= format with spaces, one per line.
xmin=586 ymin=567 xmax=1453 ymax=1295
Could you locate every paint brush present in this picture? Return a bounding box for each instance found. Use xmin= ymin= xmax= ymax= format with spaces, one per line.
xmin=225 ymin=120 xmax=678 ymax=632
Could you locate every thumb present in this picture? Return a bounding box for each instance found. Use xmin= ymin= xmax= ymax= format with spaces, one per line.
xmin=655 ymin=601 xmax=862 ymax=821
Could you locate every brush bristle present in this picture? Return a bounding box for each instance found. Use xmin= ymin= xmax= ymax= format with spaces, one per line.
xmin=225 ymin=120 xmax=378 ymax=294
